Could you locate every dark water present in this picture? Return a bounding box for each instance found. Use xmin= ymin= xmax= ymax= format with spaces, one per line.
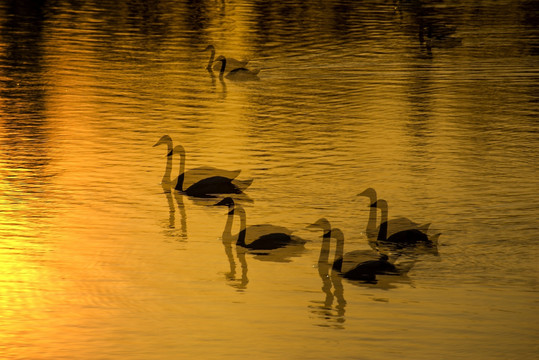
xmin=1 ymin=1 xmax=537 ymax=359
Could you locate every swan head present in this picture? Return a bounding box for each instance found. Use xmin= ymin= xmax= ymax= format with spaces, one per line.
xmin=203 ymin=44 xmax=215 ymax=52
xmin=307 ymin=218 xmax=331 ymax=234
xmin=214 ymin=55 xmax=226 ymax=63
xmin=167 ymin=144 xmax=186 ymax=157
xmin=370 ymin=199 xmax=388 ymax=209
xmin=214 ymin=197 xmax=235 ymax=207
xmin=357 ymin=188 xmax=376 ymax=201
xmin=307 ymin=217 xmax=330 ymax=229
xmin=153 ymin=135 xmax=172 ymax=148
xmin=330 ymin=228 xmax=345 ymax=242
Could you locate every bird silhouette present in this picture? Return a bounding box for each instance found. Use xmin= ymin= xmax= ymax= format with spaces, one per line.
xmin=168 ymin=145 xmax=252 ymax=197
xmin=214 ymin=55 xmax=260 ymax=81
xmin=372 ymin=199 xmax=438 ymax=247
xmin=203 ymin=45 xmax=248 ymax=72
xmin=308 ymin=219 xmax=396 ymax=281
xmin=216 ymin=197 xmax=306 ymax=250
xmin=331 ymin=228 xmax=398 ymax=281
xmin=153 ymin=135 xmax=242 ymax=190
xmin=308 ymin=218 xmax=387 ymax=273
xmin=358 ymin=188 xmax=430 ymax=240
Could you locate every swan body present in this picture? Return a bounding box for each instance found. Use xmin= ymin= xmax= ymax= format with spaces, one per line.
xmin=153 ymin=135 xmax=242 ymax=188
xmin=308 ymin=218 xmax=382 ymax=272
xmin=309 ymin=219 xmax=395 ymax=280
xmin=332 ymin=228 xmax=398 ymax=281
xmin=217 ymin=197 xmax=305 ymax=250
xmin=168 ymin=145 xmax=252 ymax=197
xmin=180 ymin=175 xmax=251 ymax=197
xmin=214 ymin=55 xmax=260 ymax=81
xmin=372 ymin=199 xmax=434 ymax=245
xmin=204 ymin=45 xmax=248 ymax=72
xmin=358 ymin=188 xmax=430 ymax=238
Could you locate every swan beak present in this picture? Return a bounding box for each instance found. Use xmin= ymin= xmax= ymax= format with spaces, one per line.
xmin=214 ymin=197 xmax=234 ymax=206
xmin=153 ymin=138 xmax=166 ymax=147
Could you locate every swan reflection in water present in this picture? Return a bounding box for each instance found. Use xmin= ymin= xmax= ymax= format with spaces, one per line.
xmin=160 ymin=190 xmax=188 ymax=241
xmin=221 ymin=230 xmax=249 ymax=291
xmin=216 ymin=197 xmax=307 ymax=290
xmin=308 ymin=219 xmax=346 ymax=328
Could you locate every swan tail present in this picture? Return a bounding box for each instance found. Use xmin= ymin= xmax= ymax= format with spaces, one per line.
xmin=395 ymin=260 xmax=417 ymax=274
xmin=429 ymin=233 xmax=442 ymax=244
xmin=418 ymin=223 xmax=431 ymax=233
xmin=232 ymin=178 xmax=253 ymax=192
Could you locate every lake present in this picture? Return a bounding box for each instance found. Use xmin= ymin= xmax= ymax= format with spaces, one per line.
xmin=0 ymin=0 xmax=537 ymax=359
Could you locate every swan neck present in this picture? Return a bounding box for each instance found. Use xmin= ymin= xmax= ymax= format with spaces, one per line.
xmin=207 ymin=47 xmax=215 ymax=69
xmin=163 ymin=151 xmax=172 ymax=183
xmin=174 ymin=147 xmax=186 ymax=191
xmin=366 ymin=203 xmax=378 ymax=238
xmin=159 ymin=137 xmax=173 ymax=184
xmin=318 ymin=230 xmax=331 ymax=264
xmin=333 ymin=232 xmax=344 ymax=268
xmin=235 ymin=206 xmax=247 ymax=247
xmin=377 ymin=204 xmax=388 ymax=241
xmin=222 ymin=203 xmax=235 ymax=241
xmin=219 ymin=58 xmax=226 ymax=78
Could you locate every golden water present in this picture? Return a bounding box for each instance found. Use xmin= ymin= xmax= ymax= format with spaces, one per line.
xmin=1 ymin=1 xmax=537 ymax=359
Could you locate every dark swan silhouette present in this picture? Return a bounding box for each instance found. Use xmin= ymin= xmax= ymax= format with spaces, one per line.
xmin=216 ymin=197 xmax=306 ymax=250
xmin=331 ymin=228 xmax=398 ymax=281
xmin=308 ymin=218 xmax=386 ymax=271
xmin=309 ymin=219 xmax=396 ymax=281
xmin=204 ymin=45 xmax=248 ymax=72
xmin=372 ymin=199 xmax=438 ymax=246
xmin=153 ymin=135 xmax=241 ymax=190
xmin=358 ymin=188 xmax=430 ymax=239
xmin=168 ymin=145 xmax=252 ymax=197
xmin=214 ymin=55 xmax=260 ymax=81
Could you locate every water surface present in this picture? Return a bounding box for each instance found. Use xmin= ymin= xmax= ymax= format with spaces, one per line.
xmin=1 ymin=1 xmax=537 ymax=359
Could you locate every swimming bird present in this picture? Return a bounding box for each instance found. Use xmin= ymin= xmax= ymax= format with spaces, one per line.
xmin=216 ymin=197 xmax=306 ymax=250
xmin=204 ymin=45 xmax=248 ymax=72
xmin=153 ymin=135 xmax=241 ymax=189
xmin=331 ymin=228 xmax=398 ymax=281
xmin=372 ymin=199 xmax=435 ymax=246
xmin=308 ymin=218 xmax=394 ymax=275
xmin=169 ymin=145 xmax=252 ymax=197
xmin=214 ymin=55 xmax=260 ymax=81
xmin=358 ymin=188 xmax=430 ymax=239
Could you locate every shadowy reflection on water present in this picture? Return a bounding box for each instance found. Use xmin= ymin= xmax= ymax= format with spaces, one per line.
xmin=1 ymin=0 xmax=537 ymax=359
